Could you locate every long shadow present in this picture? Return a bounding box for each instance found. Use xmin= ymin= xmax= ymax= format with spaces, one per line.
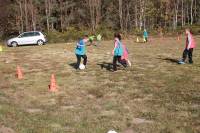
xmin=97 ymin=62 xmax=124 ymax=72
xmin=97 ymin=62 xmax=113 ymax=71
xmin=69 ymin=63 xmax=77 ymax=69
xmin=162 ymin=58 xmax=179 ymax=64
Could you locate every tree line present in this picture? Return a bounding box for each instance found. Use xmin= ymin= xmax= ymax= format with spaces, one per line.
xmin=1 ymin=0 xmax=200 ymax=39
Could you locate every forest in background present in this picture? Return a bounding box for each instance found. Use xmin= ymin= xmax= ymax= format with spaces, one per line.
xmin=1 ymin=0 xmax=200 ymax=42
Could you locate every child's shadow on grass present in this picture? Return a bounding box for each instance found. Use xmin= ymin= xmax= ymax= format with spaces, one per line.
xmin=69 ymin=63 xmax=77 ymax=69
xmin=97 ymin=62 xmax=114 ymax=71
xmin=162 ymin=58 xmax=179 ymax=64
xmin=97 ymin=62 xmax=122 ymax=71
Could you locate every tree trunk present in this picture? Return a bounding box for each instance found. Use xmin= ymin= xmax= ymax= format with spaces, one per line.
xmin=24 ymin=0 xmax=28 ymax=31
xmin=45 ymin=0 xmax=50 ymax=32
xmin=30 ymin=0 xmax=36 ymax=31
xmin=191 ymin=0 xmax=194 ymax=25
xmin=49 ymin=0 xmax=53 ymax=30
xmin=95 ymin=0 xmax=101 ymax=30
xmin=186 ymin=3 xmax=189 ymax=25
xmin=125 ymin=3 xmax=130 ymax=31
xmin=139 ymin=0 xmax=144 ymax=30
xmin=135 ymin=3 xmax=138 ymax=29
xmin=18 ymin=0 xmax=24 ymax=32
xmin=119 ymin=0 xmax=123 ymax=30
xmin=175 ymin=0 xmax=179 ymax=30
xmin=143 ymin=0 xmax=146 ymax=29
xmin=181 ymin=0 xmax=184 ymax=27
xmin=60 ymin=2 xmax=63 ymax=32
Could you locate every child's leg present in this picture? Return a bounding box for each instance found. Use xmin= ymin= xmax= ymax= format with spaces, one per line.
xmin=188 ymin=48 xmax=193 ymax=64
xmin=182 ymin=49 xmax=188 ymax=62
xmin=118 ymin=57 xmax=127 ymax=67
xmin=82 ymin=55 xmax=87 ymax=66
xmin=76 ymin=54 xmax=81 ymax=69
xmin=113 ymin=56 xmax=118 ymax=71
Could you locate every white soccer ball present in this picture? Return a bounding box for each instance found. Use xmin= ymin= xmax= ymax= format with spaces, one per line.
xmin=79 ymin=64 xmax=85 ymax=70
xmin=107 ymin=130 xmax=118 ymax=133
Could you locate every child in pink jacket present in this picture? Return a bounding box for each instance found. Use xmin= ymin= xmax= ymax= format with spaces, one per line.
xmin=179 ymin=29 xmax=196 ymax=64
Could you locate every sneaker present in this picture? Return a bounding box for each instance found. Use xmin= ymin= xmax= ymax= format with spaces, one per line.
xmin=178 ymin=61 xmax=185 ymax=64
xmin=127 ymin=60 xmax=132 ymax=67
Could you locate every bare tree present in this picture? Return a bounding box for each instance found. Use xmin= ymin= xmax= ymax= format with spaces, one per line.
xmin=16 ymin=0 xmax=24 ymax=33
xmin=190 ymin=0 xmax=194 ymax=25
xmin=24 ymin=0 xmax=29 ymax=31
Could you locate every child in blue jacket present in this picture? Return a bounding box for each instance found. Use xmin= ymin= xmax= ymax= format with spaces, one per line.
xmin=112 ymin=33 xmax=124 ymax=71
xmin=75 ymin=35 xmax=89 ymax=69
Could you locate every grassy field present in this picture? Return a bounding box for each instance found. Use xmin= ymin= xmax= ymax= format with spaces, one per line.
xmin=0 ymin=37 xmax=200 ymax=133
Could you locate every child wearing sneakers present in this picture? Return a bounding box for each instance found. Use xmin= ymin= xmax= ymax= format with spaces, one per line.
xmin=75 ymin=35 xmax=89 ymax=69
xmin=179 ymin=29 xmax=196 ymax=64
xmin=112 ymin=33 xmax=124 ymax=71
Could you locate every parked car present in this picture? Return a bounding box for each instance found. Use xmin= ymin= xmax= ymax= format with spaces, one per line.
xmin=7 ymin=31 xmax=47 ymax=47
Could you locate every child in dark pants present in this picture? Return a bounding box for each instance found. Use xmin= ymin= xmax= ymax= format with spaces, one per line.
xmin=112 ymin=33 xmax=124 ymax=71
xmin=75 ymin=35 xmax=89 ymax=69
xmin=76 ymin=55 xmax=87 ymax=68
xmin=179 ymin=29 xmax=196 ymax=64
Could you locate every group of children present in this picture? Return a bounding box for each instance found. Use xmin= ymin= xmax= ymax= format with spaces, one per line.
xmin=74 ymin=28 xmax=196 ymax=71
xmin=75 ymin=33 xmax=131 ymax=71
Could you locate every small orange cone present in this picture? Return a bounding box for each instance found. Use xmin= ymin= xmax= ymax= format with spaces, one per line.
xmin=16 ymin=66 xmax=23 ymax=79
xmin=49 ymin=74 xmax=57 ymax=92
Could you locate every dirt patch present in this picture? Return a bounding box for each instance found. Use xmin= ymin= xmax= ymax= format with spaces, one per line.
xmin=26 ymin=108 xmax=43 ymax=113
xmin=132 ymin=118 xmax=153 ymax=124
xmin=121 ymin=129 xmax=136 ymax=133
xmin=0 ymin=126 xmax=15 ymax=133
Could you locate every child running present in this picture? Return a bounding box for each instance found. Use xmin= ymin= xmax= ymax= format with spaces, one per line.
xmin=75 ymin=35 xmax=89 ymax=69
xmin=112 ymin=33 xmax=124 ymax=71
xmin=178 ymin=29 xmax=196 ymax=64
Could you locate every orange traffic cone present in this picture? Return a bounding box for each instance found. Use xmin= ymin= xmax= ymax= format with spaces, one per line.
xmin=16 ymin=66 xmax=23 ymax=79
xmin=49 ymin=74 xmax=57 ymax=92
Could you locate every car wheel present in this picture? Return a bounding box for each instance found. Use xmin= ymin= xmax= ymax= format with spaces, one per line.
xmin=11 ymin=41 xmax=18 ymax=47
xmin=37 ymin=40 xmax=44 ymax=46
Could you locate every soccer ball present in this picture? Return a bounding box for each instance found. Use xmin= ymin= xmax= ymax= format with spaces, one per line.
xmin=107 ymin=130 xmax=118 ymax=133
xmin=79 ymin=64 xmax=85 ymax=70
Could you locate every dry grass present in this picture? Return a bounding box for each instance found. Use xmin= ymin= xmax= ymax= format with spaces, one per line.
xmin=0 ymin=37 xmax=200 ymax=133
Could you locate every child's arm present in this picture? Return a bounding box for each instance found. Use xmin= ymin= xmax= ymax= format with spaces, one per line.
xmin=112 ymin=41 xmax=118 ymax=55
xmin=187 ymin=35 xmax=192 ymax=50
xmin=83 ymin=39 xmax=92 ymax=46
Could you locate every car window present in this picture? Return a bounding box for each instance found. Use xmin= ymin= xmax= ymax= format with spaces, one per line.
xmin=20 ymin=32 xmax=33 ymax=37
xmin=34 ymin=32 xmax=40 ymax=36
